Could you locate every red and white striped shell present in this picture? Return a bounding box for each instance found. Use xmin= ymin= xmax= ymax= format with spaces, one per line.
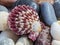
xmin=8 ymin=5 xmax=41 ymax=35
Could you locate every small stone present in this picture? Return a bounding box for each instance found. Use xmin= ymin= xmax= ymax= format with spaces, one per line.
xmin=0 ymin=11 xmax=9 ymax=31
xmin=16 ymin=36 xmax=33 ymax=45
xmin=13 ymin=0 xmax=39 ymax=13
xmin=0 ymin=5 xmax=8 ymax=12
xmin=0 ymin=31 xmax=19 ymax=42
xmin=50 ymin=21 xmax=60 ymax=41
xmin=0 ymin=37 xmax=15 ymax=45
xmin=52 ymin=40 xmax=60 ymax=45
xmin=53 ymin=1 xmax=60 ymax=19
xmin=40 ymin=2 xmax=57 ymax=26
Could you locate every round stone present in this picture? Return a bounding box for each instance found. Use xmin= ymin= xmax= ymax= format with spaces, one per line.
xmin=53 ymin=2 xmax=60 ymax=19
xmin=51 ymin=21 xmax=60 ymax=40
xmin=13 ymin=0 xmax=39 ymax=13
xmin=52 ymin=40 xmax=60 ymax=45
xmin=0 ymin=11 xmax=9 ymax=31
xmin=0 ymin=37 xmax=15 ymax=45
xmin=40 ymin=2 xmax=57 ymax=26
xmin=16 ymin=37 xmax=33 ymax=45
xmin=0 ymin=5 xmax=8 ymax=12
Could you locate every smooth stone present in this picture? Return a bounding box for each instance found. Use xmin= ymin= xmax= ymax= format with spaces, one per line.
xmin=0 ymin=31 xmax=19 ymax=42
xmin=50 ymin=21 xmax=60 ymax=41
xmin=54 ymin=0 xmax=60 ymax=2
xmin=40 ymin=2 xmax=57 ymax=26
xmin=0 ymin=11 xmax=9 ymax=31
xmin=52 ymin=40 xmax=60 ymax=45
xmin=16 ymin=36 xmax=33 ymax=45
xmin=53 ymin=2 xmax=60 ymax=19
xmin=0 ymin=5 xmax=8 ymax=12
xmin=0 ymin=37 xmax=15 ymax=45
xmin=13 ymin=0 xmax=39 ymax=13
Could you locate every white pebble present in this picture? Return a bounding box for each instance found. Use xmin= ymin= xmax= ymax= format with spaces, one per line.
xmin=50 ymin=21 xmax=60 ymax=40
xmin=0 ymin=11 xmax=9 ymax=31
xmin=52 ymin=40 xmax=60 ymax=45
xmin=0 ymin=37 xmax=15 ymax=45
xmin=16 ymin=37 xmax=33 ymax=45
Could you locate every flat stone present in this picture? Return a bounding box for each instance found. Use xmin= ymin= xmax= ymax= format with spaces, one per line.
xmin=40 ymin=2 xmax=57 ymax=26
xmin=13 ymin=0 xmax=39 ymax=13
xmin=53 ymin=2 xmax=60 ymax=19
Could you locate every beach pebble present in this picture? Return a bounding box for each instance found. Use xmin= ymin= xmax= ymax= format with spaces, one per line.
xmin=0 ymin=31 xmax=19 ymax=42
xmin=40 ymin=2 xmax=57 ymax=26
xmin=0 ymin=5 xmax=8 ymax=12
xmin=0 ymin=37 xmax=15 ymax=45
xmin=51 ymin=21 xmax=60 ymax=40
xmin=16 ymin=36 xmax=33 ymax=45
xmin=53 ymin=1 xmax=60 ymax=19
xmin=0 ymin=11 xmax=9 ymax=31
xmin=13 ymin=0 xmax=39 ymax=12
xmin=52 ymin=40 xmax=60 ymax=45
